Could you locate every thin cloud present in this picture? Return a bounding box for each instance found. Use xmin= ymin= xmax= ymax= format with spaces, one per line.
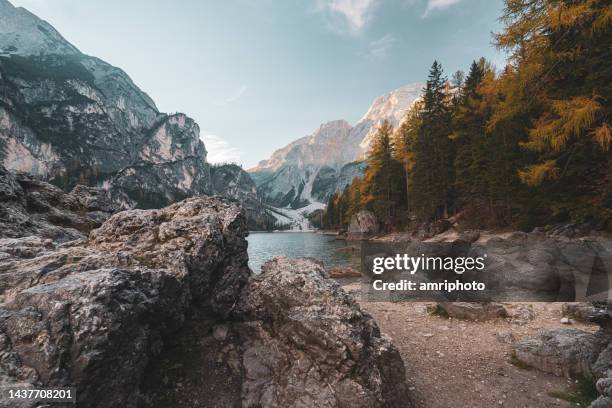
xmin=368 ymin=33 xmax=396 ymax=59
xmin=423 ymin=0 xmax=463 ymax=17
xmin=200 ymin=132 xmax=243 ymax=164
xmin=316 ymin=0 xmax=379 ymax=33
xmin=215 ymin=85 xmax=247 ymax=106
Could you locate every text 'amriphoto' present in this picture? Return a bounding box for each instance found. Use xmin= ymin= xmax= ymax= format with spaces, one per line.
xmin=0 ymin=0 xmax=610 ymax=407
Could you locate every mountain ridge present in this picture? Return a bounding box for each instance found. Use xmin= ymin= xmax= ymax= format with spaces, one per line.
xmin=0 ymin=0 xmax=275 ymax=229
xmin=249 ymin=82 xmax=423 ymax=224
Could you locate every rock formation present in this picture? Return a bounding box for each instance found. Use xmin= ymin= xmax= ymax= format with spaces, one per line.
xmin=0 ymin=0 xmax=212 ymax=206
xmin=210 ymin=163 xmax=276 ymax=230
xmin=514 ymin=303 xmax=612 ymax=408
xmin=0 ymin=178 xmax=411 ymax=407
xmin=0 ymin=165 xmax=119 ymax=242
xmin=0 ymin=196 xmax=250 ymax=407
xmin=348 ymin=210 xmax=380 ymax=240
xmin=234 ymin=257 xmax=411 ymax=407
xmin=370 ymin=230 xmax=612 ymax=302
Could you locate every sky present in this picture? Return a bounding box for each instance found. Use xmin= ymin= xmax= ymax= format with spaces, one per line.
xmin=10 ymin=0 xmax=507 ymax=168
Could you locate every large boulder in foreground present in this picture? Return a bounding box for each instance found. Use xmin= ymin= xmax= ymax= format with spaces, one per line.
xmin=0 ymin=196 xmax=411 ymax=407
xmin=234 ymin=257 xmax=411 ymax=408
xmin=0 ymin=197 xmax=250 ymax=407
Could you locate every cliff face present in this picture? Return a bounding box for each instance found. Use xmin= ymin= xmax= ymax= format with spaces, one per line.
xmin=210 ymin=163 xmax=276 ymax=230
xmin=0 ymin=31 xmax=212 ymax=208
xmin=0 ymin=0 xmax=274 ymax=229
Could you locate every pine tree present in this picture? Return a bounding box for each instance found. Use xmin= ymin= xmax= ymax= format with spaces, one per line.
xmin=395 ymin=102 xmax=422 ymax=214
xmin=360 ymin=120 xmax=405 ymax=228
xmin=411 ymin=61 xmax=454 ymax=221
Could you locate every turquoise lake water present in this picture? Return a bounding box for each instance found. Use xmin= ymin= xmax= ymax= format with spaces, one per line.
xmin=246 ymin=232 xmax=358 ymax=272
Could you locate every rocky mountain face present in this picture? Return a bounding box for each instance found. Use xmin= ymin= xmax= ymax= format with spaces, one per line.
xmin=0 ymin=0 xmax=270 ymax=228
xmin=210 ymin=163 xmax=276 ymax=230
xmin=0 ymin=165 xmax=119 ymax=243
xmin=0 ymin=173 xmax=411 ymax=407
xmin=249 ymin=83 xmax=422 ymax=221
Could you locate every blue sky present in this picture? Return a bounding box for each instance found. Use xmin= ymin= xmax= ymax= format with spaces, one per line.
xmin=11 ymin=0 xmax=506 ymax=168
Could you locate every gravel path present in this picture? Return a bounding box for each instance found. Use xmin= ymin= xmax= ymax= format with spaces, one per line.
xmin=353 ymin=295 xmax=597 ymax=408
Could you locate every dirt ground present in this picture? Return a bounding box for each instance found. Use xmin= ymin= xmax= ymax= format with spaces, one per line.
xmin=342 ymin=281 xmax=598 ymax=408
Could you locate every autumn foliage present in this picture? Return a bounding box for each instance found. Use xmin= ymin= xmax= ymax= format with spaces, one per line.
xmin=324 ymin=0 xmax=611 ymax=232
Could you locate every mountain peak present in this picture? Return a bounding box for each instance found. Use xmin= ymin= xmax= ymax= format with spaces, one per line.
xmin=0 ymin=0 xmax=80 ymax=56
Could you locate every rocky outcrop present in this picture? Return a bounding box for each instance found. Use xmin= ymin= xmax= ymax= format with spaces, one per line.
xmin=563 ymin=302 xmax=598 ymax=322
xmin=0 ymin=188 xmax=410 ymax=407
xmin=0 ymin=196 xmax=250 ymax=407
xmin=466 ymin=232 xmax=612 ymax=302
xmin=514 ymin=303 xmax=612 ymax=407
xmin=210 ymin=163 xmax=276 ymax=230
xmin=515 ymin=328 xmax=603 ymax=378
xmin=234 ymin=257 xmax=411 ymax=408
xmin=373 ymin=230 xmax=612 ymax=302
xmin=348 ymin=210 xmax=380 ymax=240
xmin=0 ymin=165 xmax=119 ymax=242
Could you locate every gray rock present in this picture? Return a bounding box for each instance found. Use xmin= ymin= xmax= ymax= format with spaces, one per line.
xmin=563 ymin=302 xmax=597 ymax=322
xmin=436 ymin=302 xmax=508 ymax=321
xmin=0 ymin=197 xmax=411 ymax=408
xmin=0 ymin=166 xmax=119 ymax=242
xmin=592 ymin=396 xmax=612 ymax=408
xmin=210 ymin=163 xmax=276 ymax=230
xmin=234 ymin=257 xmax=412 ymax=408
xmin=597 ymin=377 xmax=612 ymax=398
xmin=515 ymin=329 xmax=602 ymax=378
xmin=348 ymin=210 xmax=380 ymax=239
xmin=464 ymin=232 xmax=612 ymax=302
xmin=0 ymin=196 xmax=250 ymax=407
xmin=593 ymin=343 xmax=612 ymax=380
xmin=510 ymin=305 xmax=536 ymax=325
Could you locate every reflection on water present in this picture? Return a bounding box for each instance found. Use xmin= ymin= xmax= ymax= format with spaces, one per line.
xmin=246 ymin=232 xmax=359 ymax=272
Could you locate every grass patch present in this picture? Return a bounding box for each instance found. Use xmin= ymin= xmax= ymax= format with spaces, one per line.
xmin=508 ymin=352 xmax=532 ymax=370
xmin=548 ymin=376 xmax=598 ymax=407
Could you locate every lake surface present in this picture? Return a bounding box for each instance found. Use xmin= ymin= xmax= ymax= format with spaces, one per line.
xmin=247 ymin=232 xmax=358 ymax=272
